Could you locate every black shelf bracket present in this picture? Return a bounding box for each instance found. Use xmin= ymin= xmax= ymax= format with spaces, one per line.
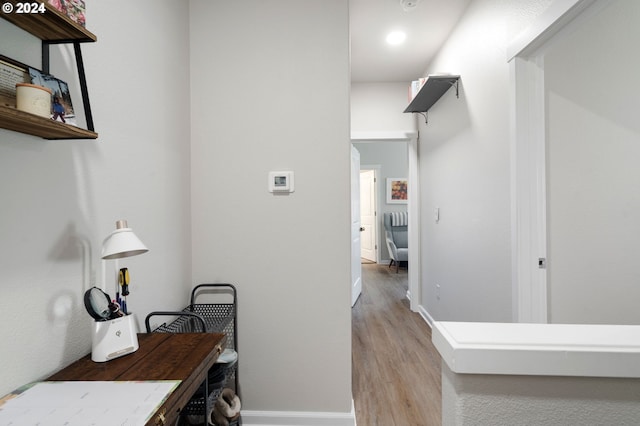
xmin=42 ymin=40 xmax=94 ymax=132
xmin=450 ymin=79 xmax=459 ymax=99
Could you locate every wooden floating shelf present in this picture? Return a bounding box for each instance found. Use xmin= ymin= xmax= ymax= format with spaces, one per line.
xmin=0 ymin=105 xmax=98 ymax=140
xmin=0 ymin=1 xmax=97 ymax=139
xmin=0 ymin=0 xmax=96 ymax=42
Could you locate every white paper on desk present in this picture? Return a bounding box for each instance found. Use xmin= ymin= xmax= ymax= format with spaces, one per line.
xmin=0 ymin=380 xmax=181 ymax=426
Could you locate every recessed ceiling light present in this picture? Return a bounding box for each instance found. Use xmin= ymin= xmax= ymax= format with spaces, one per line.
xmin=386 ymin=31 xmax=406 ymax=45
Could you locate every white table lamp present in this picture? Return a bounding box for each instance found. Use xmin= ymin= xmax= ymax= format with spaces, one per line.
xmin=91 ymin=219 xmax=149 ymax=362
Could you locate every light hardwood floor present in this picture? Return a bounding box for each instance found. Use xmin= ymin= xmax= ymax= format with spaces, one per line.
xmin=352 ymin=263 xmax=442 ymax=426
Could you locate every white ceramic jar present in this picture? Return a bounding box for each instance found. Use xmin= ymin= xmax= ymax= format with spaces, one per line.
xmin=16 ymin=83 xmax=52 ymax=118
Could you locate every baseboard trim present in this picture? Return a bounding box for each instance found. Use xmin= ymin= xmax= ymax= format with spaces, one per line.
xmin=406 ymin=288 xmax=435 ymax=330
xmin=418 ymin=304 xmax=435 ymax=329
xmin=240 ymin=410 xmax=356 ymax=426
xmin=240 ymin=402 xmax=356 ymax=426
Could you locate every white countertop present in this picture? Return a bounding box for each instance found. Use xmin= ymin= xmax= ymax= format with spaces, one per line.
xmin=432 ymin=321 xmax=640 ymax=378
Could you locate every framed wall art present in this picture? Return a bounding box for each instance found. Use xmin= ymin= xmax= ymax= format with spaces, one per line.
xmin=29 ymin=67 xmax=76 ymax=126
xmin=386 ymin=178 xmax=408 ymax=204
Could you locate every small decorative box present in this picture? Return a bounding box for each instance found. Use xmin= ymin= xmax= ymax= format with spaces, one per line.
xmin=47 ymin=0 xmax=86 ymax=27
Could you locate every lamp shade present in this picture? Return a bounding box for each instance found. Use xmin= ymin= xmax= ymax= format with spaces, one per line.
xmin=101 ymin=220 xmax=149 ymax=260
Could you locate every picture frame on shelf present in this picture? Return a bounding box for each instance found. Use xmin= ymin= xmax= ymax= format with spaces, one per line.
xmin=0 ymin=55 xmax=30 ymax=108
xmin=29 ymin=67 xmax=77 ymax=126
xmin=386 ymin=178 xmax=408 ymax=204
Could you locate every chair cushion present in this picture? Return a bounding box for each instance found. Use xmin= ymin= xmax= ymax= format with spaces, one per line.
xmin=390 ymin=211 xmax=408 ymax=226
xmin=392 ymin=229 xmax=408 ymax=248
xmin=395 ymin=248 xmax=408 ymax=262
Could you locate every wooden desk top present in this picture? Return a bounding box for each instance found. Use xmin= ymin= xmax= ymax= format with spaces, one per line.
xmin=47 ymin=332 xmax=226 ymax=425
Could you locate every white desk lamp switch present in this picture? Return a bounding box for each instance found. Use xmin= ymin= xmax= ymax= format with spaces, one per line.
xmin=269 ymin=171 xmax=294 ymax=193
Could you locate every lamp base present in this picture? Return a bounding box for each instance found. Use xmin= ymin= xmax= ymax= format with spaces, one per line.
xmin=91 ymin=314 xmax=139 ymax=362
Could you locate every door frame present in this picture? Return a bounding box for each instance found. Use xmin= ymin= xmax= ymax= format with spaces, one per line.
xmin=509 ymin=0 xmax=597 ymax=323
xmin=359 ymin=166 xmax=380 ymax=263
xmin=351 ymin=131 xmax=420 ymax=313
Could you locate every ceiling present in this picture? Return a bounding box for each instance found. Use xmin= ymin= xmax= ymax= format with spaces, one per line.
xmin=350 ymin=0 xmax=471 ymax=83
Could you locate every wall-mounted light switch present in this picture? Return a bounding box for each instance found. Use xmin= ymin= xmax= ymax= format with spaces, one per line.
xmin=435 ymin=207 xmax=440 ymax=223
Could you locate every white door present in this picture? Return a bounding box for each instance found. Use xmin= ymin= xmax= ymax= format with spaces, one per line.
xmin=360 ymin=169 xmax=377 ymax=262
xmin=544 ymin=0 xmax=640 ymax=324
xmin=512 ymin=0 xmax=640 ymax=323
xmin=351 ymin=146 xmax=362 ymax=307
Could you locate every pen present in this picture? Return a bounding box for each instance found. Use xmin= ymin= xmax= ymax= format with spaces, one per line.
xmin=119 ymin=268 xmax=130 ymax=314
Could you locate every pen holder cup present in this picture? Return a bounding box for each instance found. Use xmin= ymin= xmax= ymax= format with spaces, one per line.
xmin=91 ymin=313 xmax=139 ymax=362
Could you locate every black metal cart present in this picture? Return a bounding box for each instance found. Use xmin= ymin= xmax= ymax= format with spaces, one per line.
xmin=145 ymin=283 xmax=239 ymax=425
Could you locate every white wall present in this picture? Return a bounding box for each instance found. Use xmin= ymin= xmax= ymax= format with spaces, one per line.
xmin=418 ymin=0 xmax=551 ymax=322
xmin=350 ymin=82 xmax=416 ymax=133
xmin=189 ymin=0 xmax=353 ymax=417
xmin=0 ymin=0 xmax=192 ymax=395
xmin=545 ymin=0 xmax=640 ymax=324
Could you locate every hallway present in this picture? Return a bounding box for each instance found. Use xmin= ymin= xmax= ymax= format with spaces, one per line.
xmin=352 ymin=263 xmax=442 ymax=426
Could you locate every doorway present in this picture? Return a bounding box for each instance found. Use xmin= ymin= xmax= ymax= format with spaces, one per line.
xmin=351 ymin=132 xmax=420 ymax=312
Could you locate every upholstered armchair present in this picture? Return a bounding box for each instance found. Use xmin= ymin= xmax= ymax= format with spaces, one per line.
xmin=383 ymin=212 xmax=408 ymax=273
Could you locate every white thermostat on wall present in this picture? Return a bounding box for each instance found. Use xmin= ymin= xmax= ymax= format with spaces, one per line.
xmin=268 ymin=171 xmax=294 ymax=193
